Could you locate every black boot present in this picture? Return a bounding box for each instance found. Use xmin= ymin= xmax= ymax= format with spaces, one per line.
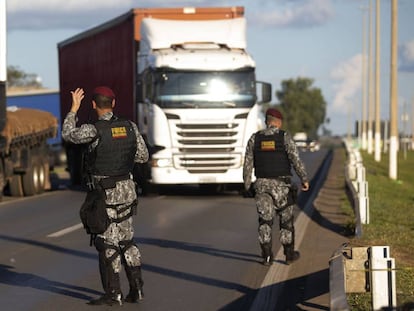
xmin=125 ymin=266 xmax=144 ymax=303
xmin=284 ymin=244 xmax=300 ymax=264
xmin=88 ymin=292 xmax=123 ymax=306
xmin=260 ymin=243 xmax=274 ymax=266
xmin=89 ymin=245 xmax=123 ymax=306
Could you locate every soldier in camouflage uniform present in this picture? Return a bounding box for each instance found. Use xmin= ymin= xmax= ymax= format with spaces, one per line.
xmin=243 ymin=108 xmax=309 ymax=266
xmin=62 ymin=87 xmax=149 ymax=305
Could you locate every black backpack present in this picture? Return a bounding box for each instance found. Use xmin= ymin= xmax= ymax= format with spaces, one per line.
xmin=79 ymin=187 xmax=111 ymax=235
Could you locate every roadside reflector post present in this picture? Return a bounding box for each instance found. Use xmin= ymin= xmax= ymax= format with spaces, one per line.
xmin=369 ymin=246 xmax=397 ymax=310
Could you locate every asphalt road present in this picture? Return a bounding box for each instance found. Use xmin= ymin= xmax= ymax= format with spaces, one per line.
xmin=0 ymin=149 xmax=327 ymax=311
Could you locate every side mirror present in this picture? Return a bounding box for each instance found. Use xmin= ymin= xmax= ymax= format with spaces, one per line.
xmin=256 ymin=81 xmax=272 ymax=103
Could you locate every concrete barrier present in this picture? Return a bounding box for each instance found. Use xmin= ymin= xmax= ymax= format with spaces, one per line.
xmin=329 ymin=244 xmax=397 ymax=310
xmin=331 ymin=141 xmax=397 ymax=310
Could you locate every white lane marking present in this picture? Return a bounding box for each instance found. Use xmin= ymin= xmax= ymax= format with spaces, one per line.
xmin=47 ymin=223 xmax=83 ymax=238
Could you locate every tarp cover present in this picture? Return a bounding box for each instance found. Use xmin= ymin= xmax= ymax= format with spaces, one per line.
xmin=1 ymin=107 xmax=58 ymax=149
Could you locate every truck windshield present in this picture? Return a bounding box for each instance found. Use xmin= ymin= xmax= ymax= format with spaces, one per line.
xmin=154 ymin=70 xmax=256 ymax=108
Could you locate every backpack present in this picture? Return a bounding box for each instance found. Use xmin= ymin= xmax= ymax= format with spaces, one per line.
xmin=79 ymin=187 xmax=111 ymax=235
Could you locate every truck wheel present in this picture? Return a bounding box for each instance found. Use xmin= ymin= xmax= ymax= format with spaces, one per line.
xmin=9 ymin=174 xmax=24 ymax=197
xmin=22 ymin=156 xmax=44 ymax=196
xmin=42 ymin=158 xmax=51 ymax=191
xmin=36 ymin=157 xmax=47 ymax=194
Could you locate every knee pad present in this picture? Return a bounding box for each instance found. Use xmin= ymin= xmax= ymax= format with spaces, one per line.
xmin=259 ymin=217 xmax=274 ymax=227
xmin=119 ymin=239 xmax=135 ymax=254
xmin=119 ymin=239 xmax=141 ymax=267
xmin=95 ymin=237 xmax=120 ymax=264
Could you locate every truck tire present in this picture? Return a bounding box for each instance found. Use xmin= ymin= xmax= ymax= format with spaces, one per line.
xmin=36 ymin=157 xmax=47 ymax=194
xmin=22 ymin=155 xmax=44 ymax=196
xmin=42 ymin=158 xmax=51 ymax=191
xmin=9 ymin=174 xmax=24 ymax=197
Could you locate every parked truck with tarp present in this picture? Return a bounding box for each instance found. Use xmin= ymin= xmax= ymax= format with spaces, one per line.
xmin=0 ymin=0 xmax=58 ymax=198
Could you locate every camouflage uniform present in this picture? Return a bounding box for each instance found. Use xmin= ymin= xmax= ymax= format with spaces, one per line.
xmin=243 ymin=125 xmax=308 ymax=263
xmin=62 ymin=111 xmax=149 ymax=302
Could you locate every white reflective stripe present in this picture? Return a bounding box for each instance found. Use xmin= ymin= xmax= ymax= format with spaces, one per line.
xmin=47 ymin=223 xmax=83 ymax=238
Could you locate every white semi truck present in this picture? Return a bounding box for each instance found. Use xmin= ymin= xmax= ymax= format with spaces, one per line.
xmin=58 ymin=7 xmax=271 ymax=190
xmin=137 ymin=16 xmax=271 ymax=187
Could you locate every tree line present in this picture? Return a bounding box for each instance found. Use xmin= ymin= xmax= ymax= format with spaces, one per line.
xmin=267 ymin=77 xmax=327 ymax=139
xmin=7 ymin=65 xmax=42 ymax=88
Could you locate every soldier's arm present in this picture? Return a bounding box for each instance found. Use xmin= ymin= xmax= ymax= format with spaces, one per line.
xmin=61 ymin=112 xmax=97 ymax=144
xmin=243 ymin=134 xmax=255 ymax=191
xmin=131 ymin=122 xmax=149 ymax=163
xmin=284 ymin=132 xmax=309 ymax=186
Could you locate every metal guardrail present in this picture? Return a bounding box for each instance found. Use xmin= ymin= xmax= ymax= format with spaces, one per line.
xmin=329 ymin=139 xmax=367 ymax=310
xmin=330 ymin=140 xmax=397 ymax=310
xmin=343 ymin=140 xmax=369 ymax=236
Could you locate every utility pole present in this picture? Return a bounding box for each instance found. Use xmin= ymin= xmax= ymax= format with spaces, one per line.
xmin=412 ymin=97 xmax=414 ymax=150
xmin=367 ymin=0 xmax=374 ymax=154
xmin=361 ymin=5 xmax=368 ymax=150
xmin=402 ymin=100 xmax=408 ymax=160
xmin=0 ymin=0 xmax=7 ymax=131
xmin=389 ymin=0 xmax=398 ymax=180
xmin=374 ymin=0 xmax=381 ymax=162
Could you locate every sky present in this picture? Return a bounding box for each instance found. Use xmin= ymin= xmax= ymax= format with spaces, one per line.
xmin=5 ymin=0 xmax=414 ymax=135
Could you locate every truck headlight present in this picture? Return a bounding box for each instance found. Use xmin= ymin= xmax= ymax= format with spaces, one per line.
xmin=152 ymin=158 xmax=172 ymax=168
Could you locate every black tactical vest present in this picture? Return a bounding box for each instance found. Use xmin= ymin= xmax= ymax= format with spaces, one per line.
xmin=253 ymin=130 xmax=292 ymax=178
xmin=89 ymin=116 xmax=137 ymax=176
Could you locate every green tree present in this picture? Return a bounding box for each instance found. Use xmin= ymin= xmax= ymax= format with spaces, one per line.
xmin=7 ymin=65 xmax=42 ymax=88
xmin=275 ymin=77 xmax=326 ymax=139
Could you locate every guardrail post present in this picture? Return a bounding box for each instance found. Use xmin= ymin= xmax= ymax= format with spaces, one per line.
xmin=369 ymin=246 xmax=397 ymax=310
xmin=354 ymin=180 xmax=369 ymax=224
xmin=345 ymin=142 xmax=370 ymax=227
xmin=330 ymin=245 xmax=398 ymax=310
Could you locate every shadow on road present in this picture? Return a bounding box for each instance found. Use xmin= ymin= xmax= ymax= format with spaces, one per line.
xmin=0 ymin=234 xmax=99 ymax=301
xmin=137 ymin=237 xmax=260 ymax=264
xmin=219 ymin=269 xmax=330 ymax=311
xmin=0 ymin=263 xmax=100 ymax=301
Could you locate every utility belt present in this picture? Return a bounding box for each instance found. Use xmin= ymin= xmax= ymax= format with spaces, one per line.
xmin=106 ymin=199 xmax=137 ymax=224
xmin=271 ymin=176 xmax=291 ymax=184
xmin=94 ymin=173 xmax=137 ymax=224
xmin=257 ymin=176 xmax=291 ymax=184
xmin=87 ymin=173 xmax=132 ymax=191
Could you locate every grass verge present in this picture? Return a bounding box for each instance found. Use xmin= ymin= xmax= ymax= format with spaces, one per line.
xmin=346 ymin=149 xmax=414 ymax=310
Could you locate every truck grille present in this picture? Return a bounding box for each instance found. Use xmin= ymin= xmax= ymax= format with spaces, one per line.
xmin=171 ymin=121 xmax=244 ymax=173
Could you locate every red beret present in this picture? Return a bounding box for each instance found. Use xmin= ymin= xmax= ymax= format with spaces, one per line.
xmin=266 ymin=108 xmax=283 ymax=120
xmin=93 ymin=86 xmax=116 ymax=99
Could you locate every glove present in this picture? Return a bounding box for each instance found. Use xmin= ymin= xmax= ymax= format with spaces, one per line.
xmin=242 ymin=183 xmax=256 ymax=198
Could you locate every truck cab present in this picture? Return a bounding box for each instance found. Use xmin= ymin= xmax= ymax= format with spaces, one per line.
xmin=137 ymin=17 xmax=271 ymax=186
